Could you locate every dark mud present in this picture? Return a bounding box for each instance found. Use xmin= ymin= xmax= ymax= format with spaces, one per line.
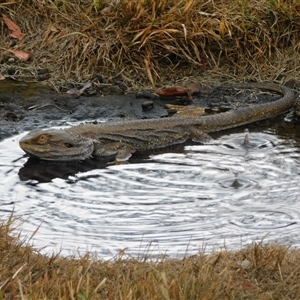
xmin=0 ymin=80 xmax=166 ymax=139
xmin=0 ymin=79 xmax=292 ymax=141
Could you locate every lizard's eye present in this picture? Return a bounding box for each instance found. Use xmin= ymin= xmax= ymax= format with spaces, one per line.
xmin=64 ymin=143 xmax=73 ymax=148
xmin=37 ymin=134 xmax=48 ymax=144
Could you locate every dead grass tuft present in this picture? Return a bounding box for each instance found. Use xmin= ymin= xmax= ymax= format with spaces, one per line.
xmin=1 ymin=218 xmax=300 ymax=299
xmin=1 ymin=0 xmax=300 ymax=92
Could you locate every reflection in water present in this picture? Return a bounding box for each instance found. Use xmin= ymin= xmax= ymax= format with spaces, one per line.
xmin=18 ymin=157 xmax=109 ymax=183
xmin=1 ymin=122 xmax=300 ymax=258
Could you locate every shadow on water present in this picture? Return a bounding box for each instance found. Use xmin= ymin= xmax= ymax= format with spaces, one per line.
xmin=18 ymin=157 xmax=110 ymax=183
xmin=18 ymin=144 xmax=190 ymax=183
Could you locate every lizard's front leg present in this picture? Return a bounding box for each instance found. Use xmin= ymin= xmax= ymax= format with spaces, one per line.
xmin=190 ymin=126 xmax=212 ymax=143
xmin=93 ymin=141 xmax=136 ymax=163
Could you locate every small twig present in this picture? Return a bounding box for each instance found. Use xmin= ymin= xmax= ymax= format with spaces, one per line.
xmin=27 ymin=103 xmax=69 ymax=112
xmin=17 ymin=279 xmax=24 ymax=300
xmin=0 ymin=263 xmax=27 ymax=289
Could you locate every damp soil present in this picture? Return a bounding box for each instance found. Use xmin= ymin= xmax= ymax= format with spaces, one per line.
xmin=0 ymin=79 xmax=293 ymax=141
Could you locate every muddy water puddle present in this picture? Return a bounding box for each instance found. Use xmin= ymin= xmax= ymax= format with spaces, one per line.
xmin=1 ymin=121 xmax=300 ymax=258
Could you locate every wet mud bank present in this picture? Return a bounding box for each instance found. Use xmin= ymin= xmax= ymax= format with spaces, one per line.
xmin=0 ymin=80 xmax=165 ymax=139
xmin=0 ymin=80 xmax=295 ymax=141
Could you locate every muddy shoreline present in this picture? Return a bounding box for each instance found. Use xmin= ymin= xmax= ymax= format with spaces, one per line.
xmin=1 ymin=79 xmax=291 ymax=142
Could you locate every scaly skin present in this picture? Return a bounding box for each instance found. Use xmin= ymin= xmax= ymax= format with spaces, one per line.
xmin=19 ymin=82 xmax=297 ymax=161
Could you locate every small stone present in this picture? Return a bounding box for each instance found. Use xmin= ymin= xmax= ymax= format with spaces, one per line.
xmin=238 ymin=259 xmax=252 ymax=269
xmin=142 ymin=100 xmax=154 ymax=111
xmin=141 ymin=100 xmax=154 ymax=111
xmin=136 ymin=91 xmax=157 ymax=99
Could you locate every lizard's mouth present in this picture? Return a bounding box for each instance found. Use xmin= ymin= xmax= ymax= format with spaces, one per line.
xmin=19 ymin=140 xmax=94 ymax=161
xmin=19 ymin=142 xmax=65 ymax=161
xmin=20 ymin=141 xmax=52 ymax=154
xmin=20 ymin=144 xmax=65 ymax=160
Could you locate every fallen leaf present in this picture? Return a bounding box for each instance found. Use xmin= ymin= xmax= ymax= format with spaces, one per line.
xmin=154 ymin=87 xmax=189 ymax=98
xmin=2 ymin=14 xmax=24 ymax=40
xmin=9 ymin=49 xmax=31 ymax=61
xmin=0 ymin=47 xmax=31 ymax=61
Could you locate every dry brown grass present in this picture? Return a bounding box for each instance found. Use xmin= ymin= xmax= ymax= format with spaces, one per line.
xmin=1 ymin=0 xmax=300 ymax=92
xmin=1 ymin=218 xmax=300 ymax=299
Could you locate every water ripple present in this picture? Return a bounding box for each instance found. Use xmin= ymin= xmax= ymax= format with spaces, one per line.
xmin=1 ymin=128 xmax=300 ymax=258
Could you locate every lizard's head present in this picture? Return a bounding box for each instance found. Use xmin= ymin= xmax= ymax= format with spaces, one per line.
xmin=19 ymin=129 xmax=94 ymax=161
